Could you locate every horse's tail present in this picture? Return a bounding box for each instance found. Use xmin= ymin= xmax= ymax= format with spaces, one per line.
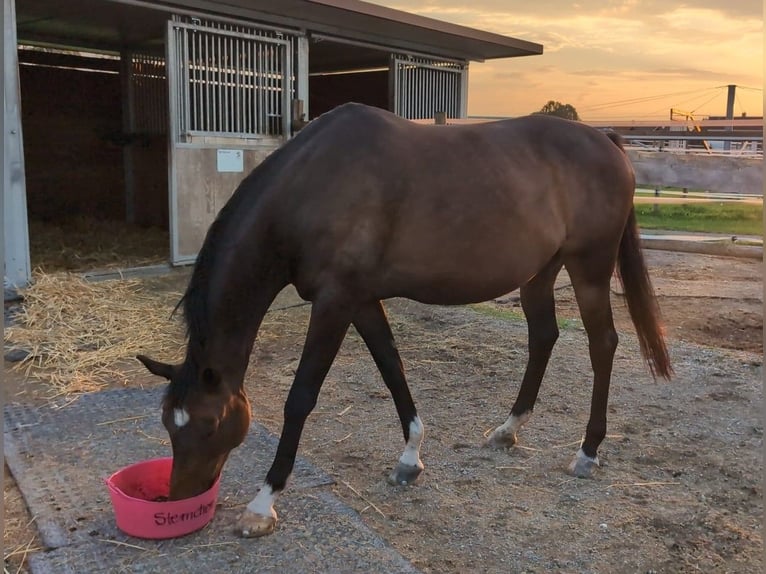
xmin=616 ymin=200 xmax=673 ymax=380
xmin=606 ymin=131 xmax=624 ymax=149
xmin=606 ymin=131 xmax=672 ymax=379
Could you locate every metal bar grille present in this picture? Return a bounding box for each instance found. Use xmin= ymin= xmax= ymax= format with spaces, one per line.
xmin=171 ymin=17 xmax=296 ymax=139
xmin=130 ymin=54 xmax=167 ymax=134
xmin=392 ymin=56 xmax=466 ymax=120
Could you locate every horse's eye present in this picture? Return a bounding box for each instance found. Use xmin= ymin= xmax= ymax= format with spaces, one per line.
xmin=199 ymin=415 xmax=219 ymax=438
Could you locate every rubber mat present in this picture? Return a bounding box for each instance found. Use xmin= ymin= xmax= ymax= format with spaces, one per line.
xmin=4 ymin=387 xmax=419 ymax=573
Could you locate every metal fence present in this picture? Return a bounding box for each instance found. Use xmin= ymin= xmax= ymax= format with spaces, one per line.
xmin=129 ymin=53 xmax=167 ymax=135
xmin=170 ymin=16 xmax=296 ymax=138
xmin=392 ymin=56 xmax=465 ymax=120
xmin=621 ymin=136 xmax=762 ymax=158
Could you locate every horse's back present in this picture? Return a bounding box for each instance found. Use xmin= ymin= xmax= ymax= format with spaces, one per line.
xmin=293 ymin=104 xmax=634 ymax=218
xmin=253 ymin=104 xmax=636 ymax=303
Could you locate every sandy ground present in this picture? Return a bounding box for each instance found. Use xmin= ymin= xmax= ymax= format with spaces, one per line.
xmin=4 ymin=249 xmax=763 ymax=573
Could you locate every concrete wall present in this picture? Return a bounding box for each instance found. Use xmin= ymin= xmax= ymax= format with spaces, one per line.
xmin=626 ymin=150 xmax=762 ymax=195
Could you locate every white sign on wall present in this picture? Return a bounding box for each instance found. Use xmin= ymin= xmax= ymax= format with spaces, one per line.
xmin=216 ymin=149 xmax=244 ymax=173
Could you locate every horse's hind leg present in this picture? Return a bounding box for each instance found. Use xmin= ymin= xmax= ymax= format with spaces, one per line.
xmin=353 ymin=300 xmax=424 ymax=486
xmin=564 ymin=252 xmax=619 ymax=478
xmin=486 ymin=255 xmax=563 ymax=449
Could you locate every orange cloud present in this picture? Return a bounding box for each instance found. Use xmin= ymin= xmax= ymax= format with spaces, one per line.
xmin=373 ymin=1 xmax=763 ymax=119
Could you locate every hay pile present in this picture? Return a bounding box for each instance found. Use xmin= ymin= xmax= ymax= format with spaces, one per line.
xmin=29 ymin=216 xmax=168 ymax=273
xmin=5 ymin=271 xmax=186 ymax=394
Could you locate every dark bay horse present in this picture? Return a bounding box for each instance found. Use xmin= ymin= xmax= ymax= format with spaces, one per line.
xmin=138 ymin=102 xmax=671 ymax=538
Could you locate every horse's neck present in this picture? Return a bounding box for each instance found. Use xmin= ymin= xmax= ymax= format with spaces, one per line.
xmin=188 ymin=202 xmax=288 ymax=379
xmin=200 ymin=259 xmax=287 ymax=380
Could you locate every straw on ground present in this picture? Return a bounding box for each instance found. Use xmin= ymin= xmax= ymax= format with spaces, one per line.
xmin=5 ymin=271 xmax=185 ymax=395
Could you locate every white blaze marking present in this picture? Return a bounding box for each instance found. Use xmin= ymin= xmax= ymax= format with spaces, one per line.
xmin=398 ymin=416 xmax=424 ymax=467
xmin=173 ymin=408 xmax=190 ymax=428
xmin=246 ymin=484 xmax=277 ymax=518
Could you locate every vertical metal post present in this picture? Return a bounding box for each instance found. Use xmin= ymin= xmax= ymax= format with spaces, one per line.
xmin=417 ymin=66 xmax=422 ymax=119
xmin=197 ymin=30 xmax=203 ymax=133
xmin=724 ymin=84 xmax=735 ymax=151
xmin=166 ymin=20 xmax=180 ymax=262
xmin=425 ymin=67 xmax=431 ymax=119
xmin=653 ymin=186 xmax=661 ymax=215
xmin=235 ymin=35 xmax=242 ymax=133
xmin=459 ymin=64 xmax=469 ymax=118
xmin=180 ymin=29 xmax=190 ymax=136
xmin=388 ymin=55 xmax=397 ymax=114
xmin=251 ymin=41 xmax=256 ymax=133
xmin=223 ymin=33 xmax=230 ymax=133
xmin=215 ymin=33 xmax=221 ymax=132
xmin=260 ymin=42 xmax=265 ymax=134
xmin=281 ymin=43 xmax=292 ymax=137
xmin=120 ymin=51 xmax=136 ymax=224
xmin=267 ymin=44 xmax=273 ymax=134
xmin=296 ymin=35 xmax=309 ymax=121
xmin=3 ymin=0 xmax=31 ymax=290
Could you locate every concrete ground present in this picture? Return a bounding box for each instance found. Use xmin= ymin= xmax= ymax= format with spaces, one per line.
xmin=4 ymin=387 xmax=420 ymax=574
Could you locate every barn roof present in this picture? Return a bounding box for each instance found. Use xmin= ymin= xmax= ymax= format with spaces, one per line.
xmin=16 ymin=0 xmax=543 ymax=62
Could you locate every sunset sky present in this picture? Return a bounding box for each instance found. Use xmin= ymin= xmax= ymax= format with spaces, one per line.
xmin=372 ymin=0 xmax=763 ymax=121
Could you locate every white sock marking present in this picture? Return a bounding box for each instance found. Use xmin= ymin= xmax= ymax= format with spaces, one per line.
xmin=246 ymin=484 xmax=277 ymax=518
xmin=574 ymin=447 xmax=599 ymax=466
xmin=173 ymin=408 xmax=190 ymax=428
xmin=399 ymin=416 xmax=424 ymax=467
xmin=492 ymin=411 xmax=531 ymax=440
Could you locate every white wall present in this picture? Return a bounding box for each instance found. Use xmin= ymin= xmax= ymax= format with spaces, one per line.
xmin=626 ymin=150 xmax=762 ymax=195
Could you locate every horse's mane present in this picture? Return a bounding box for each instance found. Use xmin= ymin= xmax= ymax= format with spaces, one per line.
xmin=165 ymin=107 xmax=349 ymax=404
xmin=165 ymin=157 xmax=279 ymax=405
xmin=174 ymin=123 xmax=320 ymax=362
xmin=176 ymin=162 xmax=271 ymax=354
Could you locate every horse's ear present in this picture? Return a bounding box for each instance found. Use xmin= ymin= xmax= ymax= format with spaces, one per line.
xmin=137 ymin=355 xmax=176 ymax=380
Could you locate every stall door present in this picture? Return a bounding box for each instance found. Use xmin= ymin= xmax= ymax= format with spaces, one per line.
xmin=166 ymin=17 xmax=293 ymax=264
xmin=391 ymin=55 xmax=468 ymax=120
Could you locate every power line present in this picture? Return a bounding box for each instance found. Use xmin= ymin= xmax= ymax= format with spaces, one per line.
xmin=674 ymin=87 xmax=726 ymax=113
xmin=580 ymin=86 xmax=721 ymax=112
xmin=689 ymin=90 xmax=725 ymax=114
xmin=734 ymin=92 xmax=747 ymax=116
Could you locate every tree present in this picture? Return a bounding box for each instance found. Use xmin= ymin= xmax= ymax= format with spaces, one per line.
xmin=537 ymin=100 xmax=580 ymax=121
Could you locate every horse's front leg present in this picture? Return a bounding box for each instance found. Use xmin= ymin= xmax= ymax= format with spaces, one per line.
xmin=353 ymin=301 xmax=424 ymax=486
xmin=238 ymin=298 xmax=353 ymax=538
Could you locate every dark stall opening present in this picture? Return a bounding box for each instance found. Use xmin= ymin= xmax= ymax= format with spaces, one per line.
xmin=18 ymin=46 xmax=169 ymax=272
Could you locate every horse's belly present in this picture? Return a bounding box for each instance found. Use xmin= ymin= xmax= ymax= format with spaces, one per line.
xmin=376 ymin=227 xmax=561 ymax=305
xmin=397 ymin=281 xmax=521 ymax=306
xmin=382 ymin=262 xmax=534 ymax=306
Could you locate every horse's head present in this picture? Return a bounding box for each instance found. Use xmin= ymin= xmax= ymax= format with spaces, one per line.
xmin=137 ymin=355 xmax=251 ymax=499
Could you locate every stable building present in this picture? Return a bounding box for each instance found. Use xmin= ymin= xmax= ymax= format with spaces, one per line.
xmin=4 ymin=0 xmax=542 ymax=289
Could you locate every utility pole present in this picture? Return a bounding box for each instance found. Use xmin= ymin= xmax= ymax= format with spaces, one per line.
xmin=724 ymin=84 xmax=735 ymax=151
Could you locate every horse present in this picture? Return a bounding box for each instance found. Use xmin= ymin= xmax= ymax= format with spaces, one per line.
xmin=137 ymin=102 xmax=672 ymax=538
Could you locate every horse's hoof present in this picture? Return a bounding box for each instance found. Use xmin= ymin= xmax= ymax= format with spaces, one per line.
xmin=567 ymin=448 xmax=600 ymax=478
xmin=483 ymin=430 xmax=517 ymax=450
xmin=238 ymin=510 xmax=277 ymax=538
xmin=387 ymin=461 xmax=424 ymax=486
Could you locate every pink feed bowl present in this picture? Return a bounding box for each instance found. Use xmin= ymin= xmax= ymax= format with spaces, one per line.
xmin=105 ymin=457 xmax=221 ymax=539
